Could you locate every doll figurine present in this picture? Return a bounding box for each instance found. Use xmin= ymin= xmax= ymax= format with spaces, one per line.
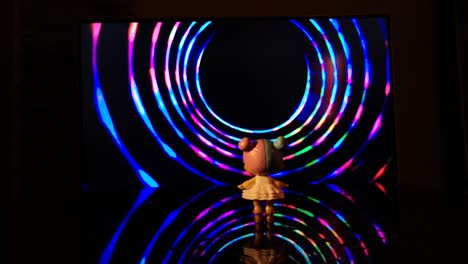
xmin=237 ymin=136 xmax=288 ymax=224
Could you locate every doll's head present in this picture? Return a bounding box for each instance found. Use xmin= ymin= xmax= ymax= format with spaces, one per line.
xmin=239 ymin=136 xmax=287 ymax=176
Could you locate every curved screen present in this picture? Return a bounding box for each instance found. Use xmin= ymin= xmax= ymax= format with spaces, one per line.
xmin=81 ymin=17 xmax=398 ymax=264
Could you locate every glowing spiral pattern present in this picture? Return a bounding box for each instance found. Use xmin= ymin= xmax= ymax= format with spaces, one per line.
xmin=84 ymin=17 xmax=397 ymax=264
xmin=87 ymin=18 xmax=394 ymax=187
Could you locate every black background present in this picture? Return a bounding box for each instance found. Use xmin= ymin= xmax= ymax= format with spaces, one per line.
xmin=6 ymin=0 xmax=468 ymax=263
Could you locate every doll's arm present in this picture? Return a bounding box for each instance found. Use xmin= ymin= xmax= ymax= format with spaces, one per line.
xmin=273 ymin=179 xmax=289 ymax=188
xmin=238 ymin=177 xmax=256 ymax=190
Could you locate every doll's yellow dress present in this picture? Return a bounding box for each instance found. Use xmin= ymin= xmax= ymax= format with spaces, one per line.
xmin=241 ymin=175 xmax=285 ymax=200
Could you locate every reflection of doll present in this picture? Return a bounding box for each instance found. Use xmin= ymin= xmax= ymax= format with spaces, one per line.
xmin=237 ymin=136 xmax=288 ymax=224
xmin=240 ymin=223 xmax=288 ymax=264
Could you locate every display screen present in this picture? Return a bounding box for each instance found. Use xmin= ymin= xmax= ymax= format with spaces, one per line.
xmin=81 ymin=17 xmax=397 ymax=263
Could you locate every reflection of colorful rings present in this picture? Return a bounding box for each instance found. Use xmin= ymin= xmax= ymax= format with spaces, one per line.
xmin=97 ymin=187 xmax=392 ymax=263
xmin=90 ymin=18 xmax=392 ymax=186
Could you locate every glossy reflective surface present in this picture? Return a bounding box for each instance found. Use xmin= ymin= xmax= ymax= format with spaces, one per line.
xmin=82 ymin=183 xmax=396 ymax=263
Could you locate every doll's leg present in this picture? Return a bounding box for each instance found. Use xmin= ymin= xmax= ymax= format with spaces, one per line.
xmin=254 ymin=222 xmax=264 ymax=245
xmin=266 ymin=200 xmax=275 ymax=238
xmin=253 ymin=200 xmax=264 ymax=223
xmin=253 ymin=200 xmax=263 ymax=214
xmin=266 ymin=225 xmax=274 ymax=240
xmin=265 ymin=200 xmax=275 ymax=223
